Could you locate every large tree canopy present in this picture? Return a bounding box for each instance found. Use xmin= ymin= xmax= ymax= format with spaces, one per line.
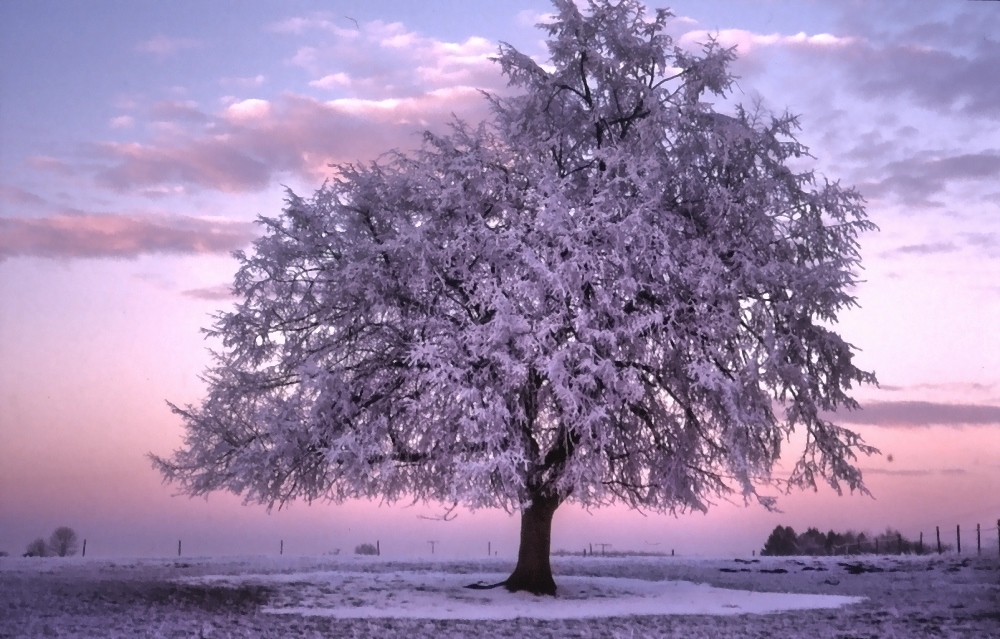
xmin=154 ymin=0 xmax=877 ymax=595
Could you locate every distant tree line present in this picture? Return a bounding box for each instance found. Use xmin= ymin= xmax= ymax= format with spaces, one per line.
xmin=22 ymin=526 xmax=79 ymax=557
xmin=761 ymin=525 xmax=934 ymax=556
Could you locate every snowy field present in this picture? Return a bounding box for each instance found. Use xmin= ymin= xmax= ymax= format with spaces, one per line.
xmin=1 ymin=554 xmax=997 ymax=638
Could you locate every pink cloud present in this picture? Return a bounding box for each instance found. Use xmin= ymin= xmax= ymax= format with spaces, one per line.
xmin=91 ymin=86 xmax=492 ymax=192
xmin=94 ymin=140 xmax=272 ymax=193
xmin=26 ymin=156 xmax=75 ymax=176
xmin=34 ymin=18 xmax=508 ymax=195
xmin=0 ymin=213 xmax=255 ymax=259
xmin=0 ymin=184 xmax=46 ymax=206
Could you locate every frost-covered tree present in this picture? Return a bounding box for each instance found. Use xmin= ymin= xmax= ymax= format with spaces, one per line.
xmin=153 ymin=0 xmax=877 ymax=595
xmin=23 ymin=537 xmax=48 ymax=558
xmin=48 ymin=526 xmax=79 ymax=557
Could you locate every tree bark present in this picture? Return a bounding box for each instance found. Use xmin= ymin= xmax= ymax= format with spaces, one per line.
xmin=504 ymin=492 xmax=560 ymax=596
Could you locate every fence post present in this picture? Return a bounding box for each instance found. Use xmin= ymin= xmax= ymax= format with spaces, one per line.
xmin=919 ymin=532 xmax=923 ymax=554
xmin=898 ymin=533 xmax=902 ymax=555
xmin=178 ymin=540 xmax=182 ymax=557
xmin=977 ymin=524 xmax=981 ymax=555
xmin=82 ymin=539 xmax=87 ymax=558
xmin=280 ymin=540 xmax=283 ymax=555
xmin=997 ymin=520 xmax=1000 ymax=556
xmin=957 ymin=525 xmax=961 ymax=554
xmin=377 ymin=540 xmax=380 ymax=556
xmin=488 ymin=541 xmax=491 ymax=557
xmin=936 ymin=526 xmax=941 ymax=554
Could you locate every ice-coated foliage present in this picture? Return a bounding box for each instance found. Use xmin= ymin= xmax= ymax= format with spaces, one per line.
xmin=154 ymin=0 xmax=876 ymax=517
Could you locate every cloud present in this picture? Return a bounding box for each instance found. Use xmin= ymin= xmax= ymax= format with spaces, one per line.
xmin=90 ymin=86 xmax=493 ymax=193
xmin=679 ymin=28 xmax=856 ymax=55
xmin=846 ymin=35 xmax=1000 ymax=120
xmin=281 ymin=18 xmax=501 ymax=99
xmin=0 ymin=213 xmax=255 ymax=259
xmin=817 ymin=1 xmax=1000 ymax=119
xmin=224 ymin=99 xmax=272 ymax=122
xmin=0 ymin=184 xmax=46 ymax=206
xmin=149 ymin=100 xmax=208 ymax=123
xmin=268 ymin=13 xmax=358 ymax=37
xmin=109 ymin=115 xmax=135 ymax=129
xmin=61 ymin=18 xmax=506 ymax=195
xmin=860 ymin=468 xmax=967 ymax=477
xmin=94 ymin=140 xmax=273 ymax=193
xmin=860 ymin=151 xmax=1000 ymax=206
xmin=221 ymin=75 xmax=267 ymax=89
xmin=881 ymin=242 xmax=959 ymax=257
xmin=26 ymin=155 xmax=75 ymax=176
xmin=181 ymin=284 xmax=236 ymax=301
xmin=136 ymin=35 xmax=201 ymax=58
xmin=834 ymin=401 xmax=1000 ymax=428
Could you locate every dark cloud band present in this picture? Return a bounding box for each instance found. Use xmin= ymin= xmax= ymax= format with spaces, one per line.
xmin=835 ymin=401 xmax=1000 ymax=428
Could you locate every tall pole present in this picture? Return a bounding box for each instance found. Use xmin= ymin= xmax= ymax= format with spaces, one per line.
xmin=957 ymin=524 xmax=961 ymax=554
xmin=977 ymin=524 xmax=981 ymax=555
xmin=178 ymin=540 xmax=182 ymax=557
xmin=936 ymin=526 xmax=941 ymax=554
xmin=82 ymin=539 xmax=87 ymax=558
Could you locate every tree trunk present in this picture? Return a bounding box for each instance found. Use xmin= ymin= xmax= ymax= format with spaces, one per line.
xmin=504 ymin=493 xmax=560 ymax=596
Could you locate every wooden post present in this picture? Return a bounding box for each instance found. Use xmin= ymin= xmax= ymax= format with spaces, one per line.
xmin=936 ymin=526 xmax=941 ymax=554
xmin=376 ymin=540 xmax=380 ymax=556
xmin=977 ymin=524 xmax=981 ymax=555
xmin=957 ymin=524 xmax=961 ymax=554
xmin=997 ymin=520 xmax=1000 ymax=556
xmin=671 ymin=549 xmax=674 ymax=556
xmin=178 ymin=540 xmax=182 ymax=557
xmin=589 ymin=543 xmax=593 ymax=555
xmin=488 ymin=541 xmax=491 ymax=557
xmin=82 ymin=539 xmax=86 ymax=557
xmin=280 ymin=540 xmax=283 ymax=555
xmin=919 ymin=532 xmax=923 ymax=554
xmin=428 ymin=540 xmax=437 ymax=554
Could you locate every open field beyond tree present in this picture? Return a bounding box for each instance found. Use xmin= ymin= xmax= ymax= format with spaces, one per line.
xmin=1 ymin=554 xmax=997 ymax=638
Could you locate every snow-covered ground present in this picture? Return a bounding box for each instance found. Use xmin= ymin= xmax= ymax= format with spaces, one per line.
xmin=1 ymin=554 xmax=997 ymax=637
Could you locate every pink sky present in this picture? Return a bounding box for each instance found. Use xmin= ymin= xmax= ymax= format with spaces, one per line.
xmin=2 ymin=0 xmax=999 ymax=558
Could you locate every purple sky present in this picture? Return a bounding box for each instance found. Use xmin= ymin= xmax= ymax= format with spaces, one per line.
xmin=2 ymin=0 xmax=999 ymax=559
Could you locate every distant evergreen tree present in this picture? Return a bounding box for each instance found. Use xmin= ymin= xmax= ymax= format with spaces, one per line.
xmin=760 ymin=525 xmax=799 ymax=556
xmin=798 ymin=527 xmax=828 ymax=555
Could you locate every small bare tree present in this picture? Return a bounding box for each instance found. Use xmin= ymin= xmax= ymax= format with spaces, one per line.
xmin=48 ymin=527 xmax=79 ymax=557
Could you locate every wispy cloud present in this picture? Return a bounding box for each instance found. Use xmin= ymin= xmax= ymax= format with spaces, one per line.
xmin=881 ymin=241 xmax=959 ymax=258
xmin=149 ymin=100 xmax=208 ymax=124
xmin=220 ymin=75 xmax=267 ymax=89
xmin=136 ymin=35 xmax=201 ymax=58
xmin=860 ymin=151 xmax=1000 ymax=206
xmin=860 ymin=467 xmax=967 ymax=477
xmin=0 ymin=213 xmax=255 ymax=259
xmin=0 ymin=184 xmax=46 ymax=206
xmin=181 ymin=284 xmax=236 ymax=301
xmin=109 ymin=115 xmax=135 ymax=129
xmin=835 ymin=401 xmax=1000 ymax=428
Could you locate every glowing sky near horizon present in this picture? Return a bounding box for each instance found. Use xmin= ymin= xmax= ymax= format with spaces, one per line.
xmin=2 ymin=0 xmax=1000 ymax=559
